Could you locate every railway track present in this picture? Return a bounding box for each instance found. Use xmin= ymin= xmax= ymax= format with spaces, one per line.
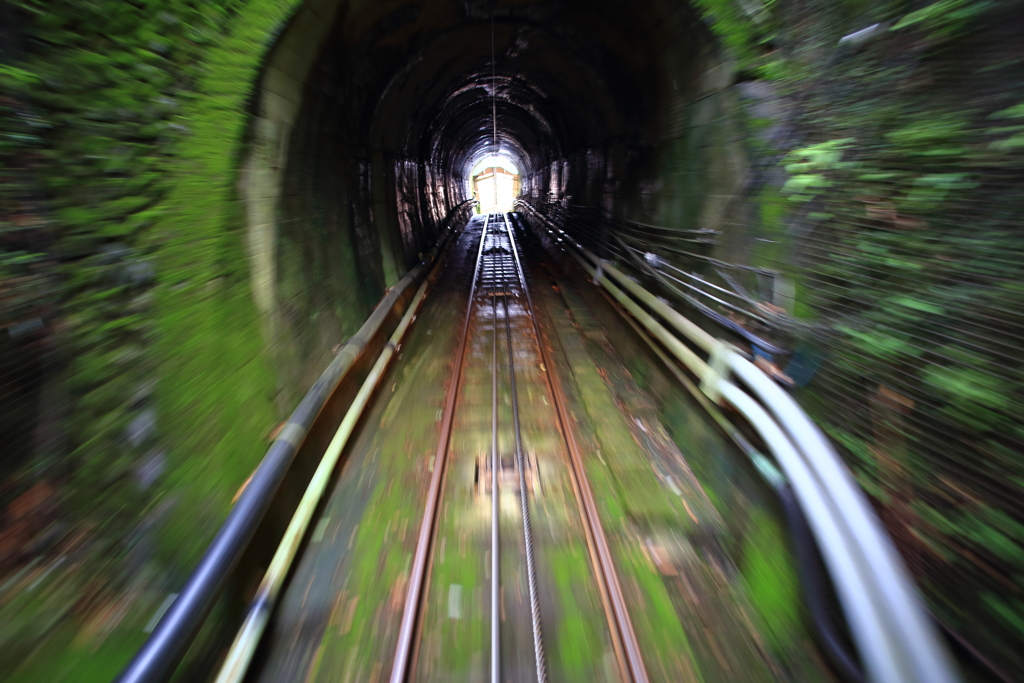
xmin=116 ymin=208 xmax=963 ymax=683
xmin=390 ymin=213 xmax=646 ymax=683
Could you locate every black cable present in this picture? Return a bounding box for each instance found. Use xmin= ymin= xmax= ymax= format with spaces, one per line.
xmin=778 ymin=483 xmax=865 ymax=683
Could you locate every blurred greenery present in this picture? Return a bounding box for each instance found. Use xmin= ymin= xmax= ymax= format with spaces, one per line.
xmin=1 ymin=0 xmax=1023 ymax=679
xmin=743 ymin=0 xmax=1024 ymax=675
xmin=1 ymin=0 xmax=296 ymax=679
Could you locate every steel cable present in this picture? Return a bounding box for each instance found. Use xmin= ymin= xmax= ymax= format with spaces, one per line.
xmin=499 ymin=214 xmax=549 ymax=683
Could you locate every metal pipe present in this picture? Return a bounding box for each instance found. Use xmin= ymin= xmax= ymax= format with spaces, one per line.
xmin=565 ymin=248 xmax=712 ymax=383
xmin=715 ymin=382 xmax=905 ymax=683
xmin=214 ymin=273 xmax=435 ymax=683
xmin=592 ymin=257 xmax=902 ymax=679
xmin=115 ymin=214 xmax=464 ymax=683
xmin=590 ymin=242 xmax=866 ymax=682
xmin=581 ymin=244 xmax=865 ymax=682
xmin=726 ymin=356 xmax=960 ymax=683
xmin=587 ymin=256 xmax=718 ymax=355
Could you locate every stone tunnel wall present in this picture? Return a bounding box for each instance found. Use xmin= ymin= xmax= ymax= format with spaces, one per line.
xmin=521 ymin=35 xmax=747 ymax=239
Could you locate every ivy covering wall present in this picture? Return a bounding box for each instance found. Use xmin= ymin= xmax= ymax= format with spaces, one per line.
xmin=1 ymin=1 xmax=301 ymax=678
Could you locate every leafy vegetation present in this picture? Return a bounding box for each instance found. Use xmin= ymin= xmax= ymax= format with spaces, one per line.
xmin=747 ymin=0 xmax=1024 ymax=674
xmin=1 ymin=0 xmax=298 ymax=678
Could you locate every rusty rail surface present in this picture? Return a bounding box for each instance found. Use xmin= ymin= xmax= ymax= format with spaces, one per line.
xmin=388 ymin=214 xmax=491 ymax=683
xmin=503 ymin=213 xmax=649 ymax=683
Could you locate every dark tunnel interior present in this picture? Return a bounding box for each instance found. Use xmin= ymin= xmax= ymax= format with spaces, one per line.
xmin=252 ymin=0 xmax=737 ymax=399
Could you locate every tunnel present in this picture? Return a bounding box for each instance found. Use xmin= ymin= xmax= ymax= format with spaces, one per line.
xmin=225 ymin=3 xmax=784 ymax=679
xmin=4 ymin=0 xmax=1023 ymax=682
xmin=241 ymin=0 xmax=740 ymax=400
xmin=100 ymin=1 xmax=969 ymax=682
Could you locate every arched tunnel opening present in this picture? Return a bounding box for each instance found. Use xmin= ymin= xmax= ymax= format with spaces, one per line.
xmin=222 ymin=4 xmax=814 ymax=679
xmin=4 ymin=1 xmax=1024 ymax=682
xmin=110 ymin=2 xmax=968 ymax=682
xmin=469 ymin=156 xmax=519 ymax=214
xmin=242 ymin=0 xmax=732 ymax=400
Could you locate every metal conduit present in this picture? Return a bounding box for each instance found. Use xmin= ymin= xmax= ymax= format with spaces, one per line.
xmin=116 ymin=201 xmax=471 ymax=683
xmin=516 ymin=200 xmax=962 ymax=683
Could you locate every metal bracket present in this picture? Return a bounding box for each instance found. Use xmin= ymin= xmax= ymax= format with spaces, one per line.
xmin=700 ymin=344 xmax=732 ymax=405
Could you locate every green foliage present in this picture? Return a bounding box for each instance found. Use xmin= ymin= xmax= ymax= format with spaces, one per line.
xmin=0 ymin=64 xmax=42 ymax=89
xmin=885 ymin=114 xmax=971 ymax=158
xmin=740 ymin=510 xmax=801 ymax=653
xmin=923 ymin=365 xmax=1014 ymax=431
xmin=988 ymin=102 xmax=1024 ymax=153
xmin=891 ymin=0 xmax=993 ymax=41
xmin=690 ymin=0 xmax=777 ymax=69
xmin=1 ymin=0 xmax=299 ymax=678
xmin=903 ymin=172 xmax=975 ymax=210
xmin=781 ymin=138 xmax=855 ymax=202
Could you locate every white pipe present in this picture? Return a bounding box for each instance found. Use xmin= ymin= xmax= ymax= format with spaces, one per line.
xmin=517 ymin=202 xmax=962 ymax=683
xmin=569 ymin=241 xmax=907 ymax=680
xmin=727 ymin=356 xmax=960 ymax=683
xmin=717 ymin=382 xmax=905 ymax=683
xmin=214 ymin=276 xmax=433 ymax=683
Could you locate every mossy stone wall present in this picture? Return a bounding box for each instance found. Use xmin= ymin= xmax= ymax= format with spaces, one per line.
xmin=1 ymin=1 xmax=307 ymax=678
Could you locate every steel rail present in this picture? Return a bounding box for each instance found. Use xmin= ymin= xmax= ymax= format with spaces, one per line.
xmin=499 ymin=214 xmax=549 ymax=683
xmin=490 ymin=224 xmax=501 ymax=683
xmin=115 ymin=205 xmax=469 ymax=683
xmin=389 ymin=215 xmax=491 ymax=683
xmin=504 ymin=213 xmax=649 ymax=683
xmin=517 ymin=201 xmax=962 ymax=683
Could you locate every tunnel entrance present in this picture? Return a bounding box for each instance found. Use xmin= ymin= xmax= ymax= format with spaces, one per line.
xmin=240 ymin=0 xmax=729 ymax=333
xmin=225 ymin=5 xmax=795 ymax=675
xmin=470 ymin=155 xmax=520 ymax=213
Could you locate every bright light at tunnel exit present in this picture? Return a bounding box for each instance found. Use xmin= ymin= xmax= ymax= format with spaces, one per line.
xmin=469 ymin=155 xmax=520 ymax=214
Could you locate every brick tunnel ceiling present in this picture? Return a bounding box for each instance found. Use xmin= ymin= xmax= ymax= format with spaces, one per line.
xmin=296 ymin=0 xmax=710 ymax=184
